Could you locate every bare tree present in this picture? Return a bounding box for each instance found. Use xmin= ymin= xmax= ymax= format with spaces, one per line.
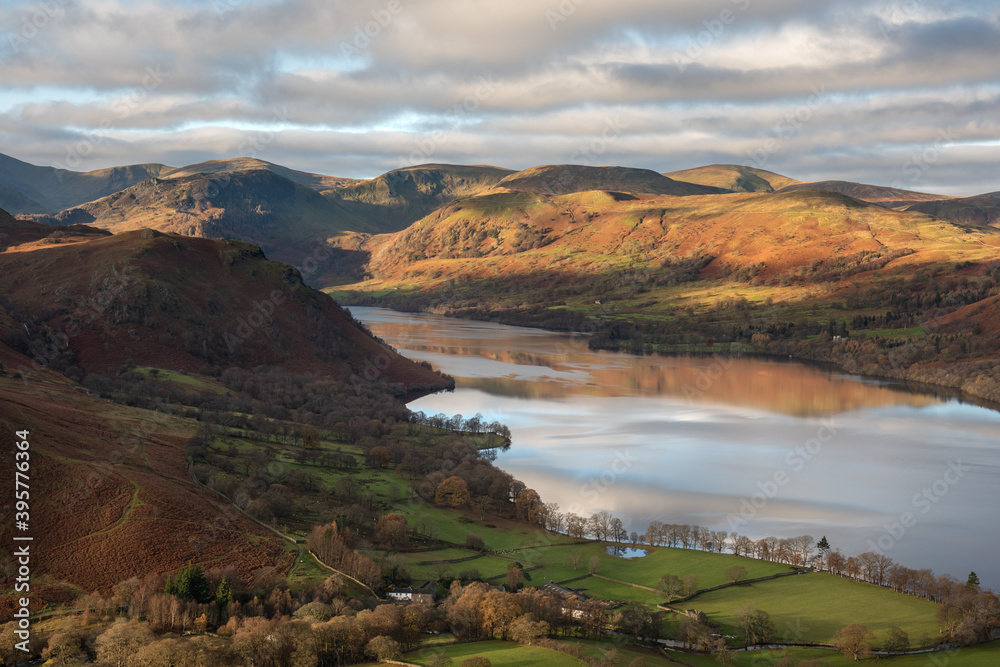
xmin=835 ymin=623 xmax=874 ymax=661
xmin=725 ymin=565 xmax=748 ymax=584
xmin=657 ymin=574 xmax=683 ymax=603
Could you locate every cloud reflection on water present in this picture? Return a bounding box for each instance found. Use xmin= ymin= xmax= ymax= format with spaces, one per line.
xmin=353 ymin=306 xmax=1000 ymax=588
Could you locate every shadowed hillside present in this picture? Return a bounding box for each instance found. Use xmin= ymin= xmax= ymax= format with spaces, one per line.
xmin=907 ymin=192 xmax=1000 ymax=227
xmin=0 ymin=210 xmax=449 ymax=390
xmin=0 ymin=152 xmax=171 ymax=213
xmin=776 ymin=180 xmax=953 ymax=209
xmin=331 ymin=163 xmax=515 ymax=230
xmin=494 ymin=164 xmax=728 ymax=196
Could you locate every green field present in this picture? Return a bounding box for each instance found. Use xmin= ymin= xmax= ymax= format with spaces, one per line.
xmin=134 ymin=366 xmax=228 ymax=393
xmin=405 ymin=640 xmax=584 ymax=666
xmin=596 ymin=546 xmax=793 ymax=590
xmin=683 ymin=572 xmax=944 ymax=646
xmin=677 ymin=643 xmax=1000 ymax=667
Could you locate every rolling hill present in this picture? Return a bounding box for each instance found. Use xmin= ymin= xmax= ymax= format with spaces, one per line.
xmin=664 ymin=163 xmax=801 ymax=192
xmin=907 ymin=192 xmax=1000 ymax=227
xmin=775 ymin=179 xmax=952 ymax=209
xmin=354 ymin=187 xmax=995 ymax=288
xmin=0 ymin=205 xmax=452 ymax=599
xmin=329 ymin=179 xmax=1000 ymax=404
xmin=0 ymin=152 xmax=171 ymax=213
xmin=7 ymin=155 xmax=515 ymax=277
xmin=0 ymin=210 xmax=448 ymax=388
xmin=494 ymin=164 xmax=727 ymax=196
xmin=18 ymin=168 xmax=375 ymax=268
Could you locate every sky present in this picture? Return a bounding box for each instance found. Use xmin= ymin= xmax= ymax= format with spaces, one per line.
xmin=1 ymin=0 xmax=998 ymax=194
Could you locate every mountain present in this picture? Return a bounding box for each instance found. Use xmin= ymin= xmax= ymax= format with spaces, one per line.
xmin=18 ymin=168 xmax=381 ymax=267
xmin=664 ymin=164 xmax=801 ymax=192
xmin=330 ymin=163 xmax=515 ymax=230
xmin=493 ymin=164 xmax=727 ymax=196
xmin=0 ymin=211 xmax=448 ymax=388
xmin=355 ymin=188 xmax=992 ymax=290
xmin=0 ymin=152 xmax=171 ymax=213
xmin=906 ymin=192 xmax=1000 ymax=227
xmin=0 ymin=207 xmax=452 ymax=597
xmin=162 ymin=156 xmax=361 ymax=193
xmin=775 ymin=180 xmax=952 ymax=209
xmin=12 ymin=157 xmax=514 ymax=275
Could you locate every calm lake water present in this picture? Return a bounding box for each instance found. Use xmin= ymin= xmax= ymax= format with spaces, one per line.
xmin=352 ymin=306 xmax=1000 ymax=589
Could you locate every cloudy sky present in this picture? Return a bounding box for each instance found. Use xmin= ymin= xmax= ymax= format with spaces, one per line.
xmin=1 ymin=0 xmax=997 ymax=194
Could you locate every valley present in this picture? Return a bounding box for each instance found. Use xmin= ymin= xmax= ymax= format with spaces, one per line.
xmin=1 ymin=153 xmax=999 ymax=665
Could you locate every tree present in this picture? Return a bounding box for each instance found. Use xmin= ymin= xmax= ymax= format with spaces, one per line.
xmin=165 ymin=564 xmax=212 ymax=603
xmin=657 ymin=574 xmax=683 ymax=602
xmin=609 ymin=517 xmax=628 ymax=543
xmin=514 ymin=488 xmax=544 ymax=524
xmin=95 ymin=620 xmax=156 ymax=667
xmin=568 ymin=549 xmax=584 ymax=571
xmin=215 ymin=577 xmax=233 ymax=614
xmin=471 ymin=496 xmax=495 ymax=520
xmin=505 ymin=566 xmax=525 ymax=591
xmin=885 ymin=626 xmax=910 ymax=653
xmin=967 ymin=572 xmax=981 ymax=591
xmin=588 ymin=555 xmax=601 ymax=574
xmin=465 ymin=533 xmax=485 ymax=551
xmin=683 ymin=573 xmax=700 ymax=597
xmin=435 ymin=476 xmax=471 ymax=507
xmin=374 ymin=513 xmax=410 ymax=548
xmin=615 ymin=602 xmax=658 ymax=641
xmin=367 ymin=635 xmax=402 ymax=662
xmin=481 ymin=590 xmax=520 ymax=639
xmin=588 ymin=511 xmax=614 ymax=542
xmin=737 ymin=604 xmax=775 ymax=646
xmin=725 ymin=565 xmax=747 ymax=584
xmin=836 ymin=623 xmax=874 ymax=661
xmin=43 ymin=629 xmax=86 ymax=665
xmin=510 ymin=614 xmax=550 ymax=645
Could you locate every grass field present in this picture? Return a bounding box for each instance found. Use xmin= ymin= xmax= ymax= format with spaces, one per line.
xmin=683 ymin=572 xmax=944 ymax=646
xmin=134 ymin=366 xmax=228 ymax=393
xmin=405 ymin=639 xmax=584 ymax=666
xmin=596 ymin=546 xmax=793 ymax=590
xmin=676 ymin=643 xmax=1000 ymax=667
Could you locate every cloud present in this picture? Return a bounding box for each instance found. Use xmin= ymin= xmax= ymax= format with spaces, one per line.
xmin=0 ymin=0 xmax=996 ymax=195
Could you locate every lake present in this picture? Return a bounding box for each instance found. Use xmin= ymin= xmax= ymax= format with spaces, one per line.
xmin=352 ymin=306 xmax=1000 ymax=589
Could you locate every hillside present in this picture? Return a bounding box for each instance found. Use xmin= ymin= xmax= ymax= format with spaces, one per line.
xmin=907 ymin=192 xmax=1000 ymax=227
xmin=775 ymin=180 xmax=952 ymax=209
xmin=494 ymin=164 xmax=727 ymax=196
xmin=664 ymin=163 xmax=801 ymax=192
xmin=17 ymin=168 xmax=377 ymax=268
xmin=0 ymin=152 xmax=171 ymax=213
xmin=331 ymin=163 xmax=515 ymax=230
xmin=0 ymin=211 xmax=448 ymax=389
xmin=330 ymin=184 xmax=1000 ymax=404
xmin=0 ymin=346 xmax=292 ymax=595
xmin=10 ymin=157 xmax=515 ymax=278
xmin=162 ymin=156 xmax=361 ymax=192
xmin=355 ymin=188 xmax=995 ymax=286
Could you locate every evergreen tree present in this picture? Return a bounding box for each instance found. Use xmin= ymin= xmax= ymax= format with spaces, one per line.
xmin=967 ymin=572 xmax=981 ymax=591
xmin=165 ymin=565 xmax=212 ymax=603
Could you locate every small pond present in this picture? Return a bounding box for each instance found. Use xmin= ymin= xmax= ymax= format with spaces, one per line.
xmin=606 ymin=546 xmax=651 ymax=559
